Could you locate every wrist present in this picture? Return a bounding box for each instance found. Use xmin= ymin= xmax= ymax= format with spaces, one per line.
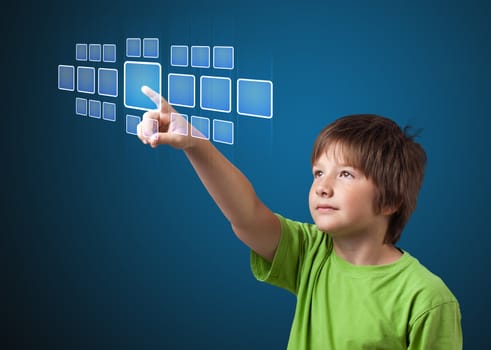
xmin=183 ymin=136 xmax=212 ymax=155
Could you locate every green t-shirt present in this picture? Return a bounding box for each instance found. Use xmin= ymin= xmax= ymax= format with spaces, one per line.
xmin=251 ymin=214 xmax=462 ymax=349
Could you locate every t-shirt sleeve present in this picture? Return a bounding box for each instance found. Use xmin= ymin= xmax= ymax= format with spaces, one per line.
xmin=407 ymin=300 xmax=463 ymax=350
xmin=250 ymin=214 xmax=325 ymax=295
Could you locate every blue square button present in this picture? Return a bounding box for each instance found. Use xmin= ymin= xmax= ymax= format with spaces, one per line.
xmin=200 ymin=76 xmax=231 ymax=113
xmin=191 ymin=46 xmax=210 ymax=68
xmin=143 ymin=38 xmax=159 ymax=58
xmin=126 ymin=114 xmax=141 ymax=135
xmin=191 ymin=116 xmax=210 ymax=140
xmin=237 ymin=79 xmax=273 ymax=119
xmin=168 ymin=73 xmax=195 ymax=108
xmin=213 ymin=119 xmax=234 ymax=145
xmin=126 ymin=38 xmax=141 ymax=57
xmin=98 ymin=68 xmax=118 ymax=97
xmin=213 ymin=46 xmax=234 ymax=69
xmin=103 ymin=102 xmax=116 ymax=122
xmin=76 ymin=44 xmax=87 ymax=61
xmin=171 ymin=45 xmax=188 ymax=67
xmin=88 ymin=99 xmax=101 ymax=119
xmin=58 ymin=65 xmax=74 ymax=91
xmin=77 ymin=66 xmax=95 ymax=94
xmin=75 ymin=98 xmax=87 ymax=116
xmin=89 ymin=44 xmax=101 ymax=62
xmin=103 ymin=44 xmax=116 ymax=62
xmin=124 ymin=61 xmax=161 ymax=111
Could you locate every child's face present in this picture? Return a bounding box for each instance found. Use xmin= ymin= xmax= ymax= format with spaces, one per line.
xmin=309 ymin=148 xmax=385 ymax=238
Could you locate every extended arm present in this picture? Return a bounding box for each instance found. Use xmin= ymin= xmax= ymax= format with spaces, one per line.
xmin=137 ymin=86 xmax=280 ymax=261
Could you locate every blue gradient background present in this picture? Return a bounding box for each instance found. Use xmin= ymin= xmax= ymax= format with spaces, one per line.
xmin=4 ymin=0 xmax=491 ymax=348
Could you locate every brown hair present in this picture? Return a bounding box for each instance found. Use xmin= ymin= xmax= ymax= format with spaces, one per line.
xmin=311 ymin=114 xmax=427 ymax=244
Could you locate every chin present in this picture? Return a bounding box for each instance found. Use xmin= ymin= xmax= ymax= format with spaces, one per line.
xmin=313 ymin=219 xmax=335 ymax=233
xmin=313 ymin=216 xmax=348 ymax=235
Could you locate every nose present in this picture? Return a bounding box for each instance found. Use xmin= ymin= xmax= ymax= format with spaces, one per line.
xmin=316 ymin=176 xmax=334 ymax=198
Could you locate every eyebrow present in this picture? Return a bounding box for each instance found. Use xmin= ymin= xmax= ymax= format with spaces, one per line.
xmin=312 ymin=162 xmax=355 ymax=169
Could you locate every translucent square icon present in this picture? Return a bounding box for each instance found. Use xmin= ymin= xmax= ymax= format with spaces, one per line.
xmin=77 ymin=66 xmax=95 ymax=94
xmin=237 ymin=78 xmax=273 ymax=119
xmin=200 ymin=76 xmax=231 ymax=113
xmin=143 ymin=38 xmax=159 ymax=58
xmin=168 ymin=73 xmax=195 ymax=108
xmin=191 ymin=116 xmax=210 ymax=140
xmin=126 ymin=38 xmax=141 ymax=57
xmin=76 ymin=44 xmax=87 ymax=61
xmin=88 ymin=99 xmax=101 ymax=119
xmin=213 ymin=119 xmax=234 ymax=145
xmin=58 ymin=65 xmax=74 ymax=91
xmin=170 ymin=45 xmax=188 ymax=67
xmin=141 ymin=118 xmax=159 ymax=138
xmin=213 ymin=46 xmax=234 ymax=69
xmin=103 ymin=44 xmax=116 ymax=62
xmin=126 ymin=114 xmax=141 ymax=135
xmin=191 ymin=46 xmax=210 ymax=68
xmin=102 ymin=102 xmax=116 ymax=122
xmin=89 ymin=44 xmax=101 ymax=62
xmin=170 ymin=113 xmax=188 ymax=136
xmin=124 ymin=61 xmax=161 ymax=111
xmin=98 ymin=68 xmax=118 ymax=97
xmin=75 ymin=98 xmax=87 ymax=116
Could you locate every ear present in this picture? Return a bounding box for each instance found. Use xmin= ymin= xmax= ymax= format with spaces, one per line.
xmin=381 ymin=205 xmax=399 ymax=216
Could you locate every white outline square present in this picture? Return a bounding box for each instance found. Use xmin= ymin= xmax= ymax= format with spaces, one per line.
xmin=143 ymin=38 xmax=159 ymax=58
xmin=88 ymin=99 xmax=101 ymax=119
xmin=103 ymin=44 xmax=116 ymax=63
xmin=76 ymin=44 xmax=87 ymax=61
xmin=191 ymin=116 xmax=210 ymax=140
xmin=89 ymin=44 xmax=102 ymax=62
xmin=126 ymin=38 xmax=141 ymax=58
xmin=191 ymin=46 xmax=210 ymax=68
xmin=98 ymin=68 xmax=118 ymax=97
xmin=102 ymin=102 xmax=116 ymax=122
xmin=123 ymin=61 xmax=162 ymax=111
xmin=126 ymin=114 xmax=141 ymax=135
xmin=200 ymin=76 xmax=231 ymax=113
xmin=76 ymin=66 xmax=95 ymax=94
xmin=237 ymin=78 xmax=273 ymax=119
xmin=213 ymin=119 xmax=234 ymax=145
xmin=213 ymin=46 xmax=234 ymax=70
xmin=75 ymin=98 xmax=87 ymax=116
xmin=171 ymin=113 xmax=188 ymax=136
xmin=58 ymin=65 xmax=75 ymax=91
xmin=170 ymin=45 xmax=189 ymax=67
xmin=168 ymin=73 xmax=195 ymax=108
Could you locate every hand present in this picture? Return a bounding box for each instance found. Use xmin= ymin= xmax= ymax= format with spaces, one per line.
xmin=137 ymin=86 xmax=195 ymax=149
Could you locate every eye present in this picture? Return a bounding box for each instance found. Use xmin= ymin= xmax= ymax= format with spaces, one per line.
xmin=340 ymin=170 xmax=354 ymax=179
xmin=313 ymin=170 xmax=323 ymax=179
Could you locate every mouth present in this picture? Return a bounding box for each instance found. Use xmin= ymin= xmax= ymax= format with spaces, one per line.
xmin=316 ymin=204 xmax=339 ymax=213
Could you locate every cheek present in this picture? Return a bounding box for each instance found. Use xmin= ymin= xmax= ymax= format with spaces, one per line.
xmin=308 ymin=186 xmax=316 ymax=205
xmin=344 ymin=188 xmax=376 ymax=213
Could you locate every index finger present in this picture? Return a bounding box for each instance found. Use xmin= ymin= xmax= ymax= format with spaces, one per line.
xmin=141 ymin=85 xmax=162 ymax=109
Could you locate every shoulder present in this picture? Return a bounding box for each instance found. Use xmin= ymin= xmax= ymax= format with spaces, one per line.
xmin=275 ymin=213 xmax=332 ymax=251
xmin=402 ymin=252 xmax=460 ymax=322
xmin=401 ymin=254 xmax=463 ymax=348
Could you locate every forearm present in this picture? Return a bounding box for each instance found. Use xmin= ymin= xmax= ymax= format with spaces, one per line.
xmin=184 ymin=138 xmax=263 ymax=229
xmin=137 ymin=92 xmax=280 ymax=260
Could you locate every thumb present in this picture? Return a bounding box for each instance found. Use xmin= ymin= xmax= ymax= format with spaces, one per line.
xmin=148 ymin=131 xmax=182 ymax=148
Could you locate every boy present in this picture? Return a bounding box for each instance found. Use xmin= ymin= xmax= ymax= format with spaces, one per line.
xmin=137 ymin=86 xmax=462 ymax=349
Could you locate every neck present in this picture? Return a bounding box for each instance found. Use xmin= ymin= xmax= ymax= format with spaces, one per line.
xmin=333 ymin=235 xmax=402 ymax=266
